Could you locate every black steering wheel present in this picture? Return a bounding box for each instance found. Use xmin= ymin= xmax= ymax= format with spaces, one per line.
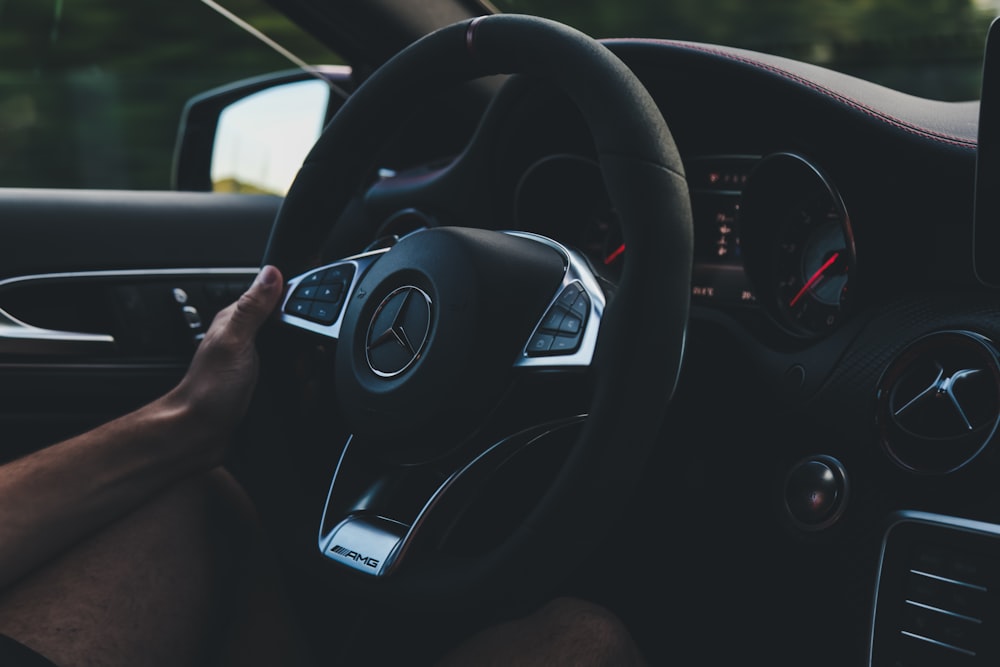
xmin=257 ymin=14 xmax=693 ymax=610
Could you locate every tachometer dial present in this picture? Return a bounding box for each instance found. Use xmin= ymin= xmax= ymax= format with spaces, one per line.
xmin=513 ymin=154 xmax=624 ymax=281
xmin=741 ymin=152 xmax=856 ymax=339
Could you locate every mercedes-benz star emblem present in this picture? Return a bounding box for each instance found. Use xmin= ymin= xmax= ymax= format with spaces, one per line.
xmin=365 ymin=286 xmax=432 ymax=378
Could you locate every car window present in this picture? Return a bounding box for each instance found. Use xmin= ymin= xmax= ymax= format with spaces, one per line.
xmin=493 ymin=0 xmax=998 ymax=101
xmin=0 ymin=0 xmax=337 ymax=191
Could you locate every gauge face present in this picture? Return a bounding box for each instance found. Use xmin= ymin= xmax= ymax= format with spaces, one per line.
xmin=740 ymin=153 xmax=856 ymax=339
xmin=513 ymin=154 xmax=624 ymax=281
xmin=773 ymin=198 xmax=853 ymax=334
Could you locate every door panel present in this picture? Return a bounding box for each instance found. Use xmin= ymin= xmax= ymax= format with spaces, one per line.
xmin=0 ymin=188 xmax=279 ymax=461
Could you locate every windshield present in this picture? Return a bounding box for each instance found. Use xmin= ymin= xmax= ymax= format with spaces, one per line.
xmin=0 ymin=0 xmax=335 ymax=190
xmin=2 ymin=0 xmax=996 ymax=194
xmin=493 ymin=0 xmax=998 ymax=101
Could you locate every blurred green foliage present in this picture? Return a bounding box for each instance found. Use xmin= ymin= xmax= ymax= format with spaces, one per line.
xmin=0 ymin=0 xmax=335 ymax=189
xmin=496 ymin=0 xmax=998 ymax=100
xmin=2 ymin=0 xmax=997 ymax=190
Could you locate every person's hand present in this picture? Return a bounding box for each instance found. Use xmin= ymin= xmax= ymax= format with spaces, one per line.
xmin=168 ymin=265 xmax=284 ymax=464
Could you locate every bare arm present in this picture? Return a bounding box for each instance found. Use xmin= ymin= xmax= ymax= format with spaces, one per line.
xmin=0 ymin=265 xmax=284 ymax=590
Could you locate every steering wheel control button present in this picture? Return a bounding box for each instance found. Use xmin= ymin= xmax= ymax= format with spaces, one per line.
xmin=541 ymin=309 xmax=566 ymax=331
xmin=528 ymin=333 xmax=555 ymax=353
xmin=300 ymin=270 xmax=324 ymax=286
xmin=527 ymin=282 xmax=590 ymax=357
xmin=570 ymin=293 xmax=589 ymax=318
xmin=365 ymin=286 xmax=432 ymax=378
xmin=784 ymin=455 xmax=848 ymax=530
xmin=323 ymin=265 xmax=355 ymax=284
xmin=316 ymin=284 xmax=343 ymax=302
xmin=558 ymin=314 xmax=582 ymax=335
xmin=309 ymin=302 xmax=339 ymax=324
xmin=284 ymin=264 xmax=356 ymax=325
xmin=286 ymin=299 xmax=312 ymax=317
xmin=551 ymin=335 xmax=580 ymax=352
xmin=557 ymin=282 xmax=583 ymax=307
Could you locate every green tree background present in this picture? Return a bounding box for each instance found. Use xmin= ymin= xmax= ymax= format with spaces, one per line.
xmin=1 ymin=0 xmax=996 ymax=190
xmin=0 ymin=0 xmax=335 ymax=190
xmin=497 ymin=0 xmax=997 ymax=99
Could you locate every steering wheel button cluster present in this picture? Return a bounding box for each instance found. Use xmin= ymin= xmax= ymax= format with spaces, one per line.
xmin=526 ymin=282 xmax=589 ymax=357
xmin=284 ymin=264 xmax=356 ymax=325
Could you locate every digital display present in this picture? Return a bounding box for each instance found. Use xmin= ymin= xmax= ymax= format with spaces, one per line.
xmin=974 ymin=17 xmax=1000 ymax=286
xmin=686 ymin=156 xmax=759 ymax=304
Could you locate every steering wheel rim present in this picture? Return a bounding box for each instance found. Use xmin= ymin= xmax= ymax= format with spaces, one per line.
xmin=259 ymin=14 xmax=693 ymax=609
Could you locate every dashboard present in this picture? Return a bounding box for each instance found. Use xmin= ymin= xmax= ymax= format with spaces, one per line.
xmin=360 ymin=35 xmax=1000 ymax=665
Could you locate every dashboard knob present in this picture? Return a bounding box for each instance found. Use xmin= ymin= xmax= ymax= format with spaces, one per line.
xmin=784 ymin=455 xmax=847 ymax=530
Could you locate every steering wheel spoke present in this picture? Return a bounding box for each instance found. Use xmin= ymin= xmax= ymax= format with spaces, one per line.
xmin=318 ymin=416 xmax=586 ymax=578
xmin=279 ymin=250 xmax=387 ymax=339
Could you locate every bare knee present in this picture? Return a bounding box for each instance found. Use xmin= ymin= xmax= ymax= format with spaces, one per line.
xmin=0 ymin=467 xmax=262 ymax=667
xmin=527 ymin=597 xmax=647 ymax=666
xmin=436 ymin=596 xmax=646 ymax=667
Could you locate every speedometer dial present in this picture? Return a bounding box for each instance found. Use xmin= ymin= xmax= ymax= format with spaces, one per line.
xmin=741 ymin=152 xmax=856 ymax=339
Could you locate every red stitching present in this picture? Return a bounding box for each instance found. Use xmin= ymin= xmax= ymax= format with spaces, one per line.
xmin=610 ymin=38 xmax=976 ymax=150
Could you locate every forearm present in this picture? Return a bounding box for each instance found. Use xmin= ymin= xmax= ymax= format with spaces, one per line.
xmin=0 ymin=265 xmax=281 ymax=592
xmin=0 ymin=389 xmax=218 ymax=590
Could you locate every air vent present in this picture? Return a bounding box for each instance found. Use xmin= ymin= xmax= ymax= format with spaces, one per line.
xmin=876 ymin=330 xmax=1000 ymax=474
xmin=870 ymin=513 xmax=1000 ymax=666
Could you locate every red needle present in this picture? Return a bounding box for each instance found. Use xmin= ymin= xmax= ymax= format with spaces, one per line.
xmin=604 ymin=243 xmax=626 ymax=265
xmin=790 ymin=251 xmax=840 ymax=307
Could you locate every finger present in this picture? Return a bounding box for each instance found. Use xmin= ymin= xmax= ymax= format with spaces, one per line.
xmin=227 ymin=265 xmax=284 ymax=337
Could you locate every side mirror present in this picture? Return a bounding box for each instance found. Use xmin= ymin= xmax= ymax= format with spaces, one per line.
xmin=173 ymin=66 xmax=351 ymax=194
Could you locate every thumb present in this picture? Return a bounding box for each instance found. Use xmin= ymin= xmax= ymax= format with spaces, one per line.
xmin=227 ymin=265 xmax=284 ymax=336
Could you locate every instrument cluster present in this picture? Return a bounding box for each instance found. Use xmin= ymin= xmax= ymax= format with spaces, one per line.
xmin=512 ymin=151 xmax=857 ymax=343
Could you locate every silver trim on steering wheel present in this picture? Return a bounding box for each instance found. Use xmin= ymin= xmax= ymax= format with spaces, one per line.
xmin=507 ymin=231 xmax=606 ymax=369
xmin=279 ymin=248 xmax=388 ymax=339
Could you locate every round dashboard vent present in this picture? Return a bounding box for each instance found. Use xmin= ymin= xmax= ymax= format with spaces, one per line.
xmin=876 ymin=330 xmax=1000 ymax=474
